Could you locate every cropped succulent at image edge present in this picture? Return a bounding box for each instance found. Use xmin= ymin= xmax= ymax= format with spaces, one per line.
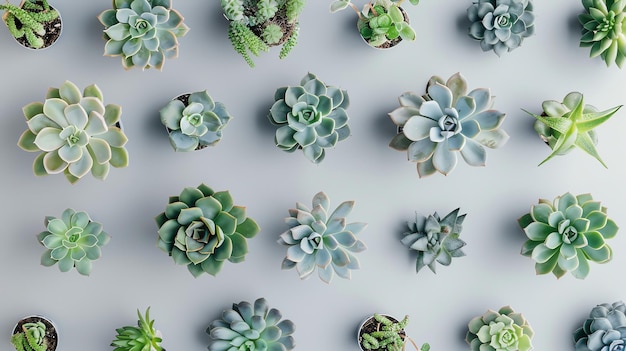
xmin=0 ymin=0 xmax=61 ymax=49
xmin=579 ymin=0 xmax=626 ymax=67
xmin=573 ymin=300 xmax=626 ymax=351
xmin=466 ymin=306 xmax=534 ymax=351
xmin=111 ymin=308 xmax=164 ymax=351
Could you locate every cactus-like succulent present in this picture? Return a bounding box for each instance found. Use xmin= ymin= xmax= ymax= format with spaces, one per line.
xmin=155 ymin=183 xmax=260 ymax=277
xmin=11 ymin=316 xmax=57 ymax=351
xmin=17 ymin=80 xmax=129 ymax=184
xmin=159 ymin=90 xmax=233 ymax=152
xmin=524 ymin=92 xmax=621 ymax=168
xmin=207 ymin=298 xmax=295 ymax=351
xmin=98 ymin=0 xmax=190 ymax=70
xmin=579 ymin=0 xmax=626 ymax=67
xmin=388 ymin=72 xmax=509 ymax=177
xmin=358 ymin=314 xmax=430 ymax=351
xmin=401 ymin=208 xmax=467 ymax=274
xmin=36 ymin=208 xmax=111 ymax=276
xmin=0 ymin=0 xmax=61 ymax=49
xmin=111 ymin=308 xmax=164 ymax=351
xmin=467 ymin=0 xmax=535 ymax=56
xmin=573 ymin=301 xmax=626 ymax=351
xmin=519 ymin=192 xmax=618 ymax=279
xmin=278 ymin=191 xmax=367 ymax=283
xmin=269 ymin=73 xmax=351 ymax=163
xmin=466 ymin=306 xmax=534 ymax=351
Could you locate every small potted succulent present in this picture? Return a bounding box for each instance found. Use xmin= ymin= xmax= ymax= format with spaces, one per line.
xmin=111 ymin=308 xmax=164 ymax=351
xmin=579 ymin=0 xmax=626 ymax=67
xmin=11 ymin=315 xmax=58 ymax=351
xmin=466 ymin=306 xmax=533 ymax=351
xmin=98 ymin=0 xmax=190 ymax=70
xmin=358 ymin=314 xmax=430 ymax=351
xmin=573 ymin=301 xmax=626 ymax=351
xmin=268 ymin=72 xmax=351 ymax=163
xmin=518 ymin=192 xmax=618 ymax=279
xmin=330 ymin=0 xmax=419 ymax=49
xmin=467 ymin=0 xmax=535 ymax=56
xmin=1 ymin=0 xmax=61 ymax=49
xmin=220 ymin=0 xmax=306 ymax=67
xmin=523 ymin=92 xmax=621 ymax=168
xmin=388 ymin=72 xmax=509 ymax=177
xmin=277 ymin=191 xmax=367 ymax=283
xmin=17 ymin=80 xmax=130 ymax=184
xmin=159 ymin=90 xmax=233 ymax=152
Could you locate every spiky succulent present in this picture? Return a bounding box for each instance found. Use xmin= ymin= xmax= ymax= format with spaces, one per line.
xmin=111 ymin=308 xmax=164 ymax=351
xmin=11 ymin=322 xmax=47 ymax=351
xmin=0 ymin=0 xmax=60 ymax=49
xmin=17 ymin=80 xmax=129 ymax=183
xmin=155 ymin=183 xmax=260 ymax=277
xmin=36 ymin=208 xmax=111 ymax=276
xmin=573 ymin=301 xmax=626 ymax=351
xmin=269 ymin=73 xmax=351 ymax=163
xmin=579 ymin=0 xmax=626 ymax=67
xmin=524 ymin=92 xmax=621 ymax=168
xmin=466 ymin=306 xmax=534 ymax=351
xmin=207 ymin=298 xmax=296 ymax=351
xmin=159 ymin=90 xmax=233 ymax=152
xmin=98 ymin=0 xmax=189 ymax=70
xmin=359 ymin=314 xmax=431 ymax=351
xmin=519 ymin=192 xmax=618 ymax=279
xmin=388 ymin=72 xmax=509 ymax=177
xmin=467 ymin=0 xmax=535 ymax=56
xmin=278 ymin=191 xmax=367 ymax=283
xmin=401 ymin=208 xmax=467 ymax=274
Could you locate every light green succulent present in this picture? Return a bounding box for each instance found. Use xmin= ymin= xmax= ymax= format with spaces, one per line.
xmin=36 ymin=208 xmax=111 ymax=276
xmin=98 ymin=0 xmax=189 ymax=70
xmin=0 ymin=0 xmax=60 ymax=49
xmin=207 ymin=298 xmax=296 ymax=351
xmin=11 ymin=322 xmax=47 ymax=351
xmin=579 ymin=0 xmax=626 ymax=67
xmin=111 ymin=308 xmax=163 ymax=351
xmin=159 ymin=90 xmax=232 ymax=152
xmin=466 ymin=306 xmax=534 ymax=351
xmin=519 ymin=192 xmax=618 ymax=279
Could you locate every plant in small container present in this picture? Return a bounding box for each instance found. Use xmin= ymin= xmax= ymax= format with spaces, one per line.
xmin=11 ymin=315 xmax=58 ymax=351
xmin=0 ymin=0 xmax=61 ymax=49
xmin=358 ymin=314 xmax=430 ymax=351
xmin=111 ymin=308 xmax=164 ymax=351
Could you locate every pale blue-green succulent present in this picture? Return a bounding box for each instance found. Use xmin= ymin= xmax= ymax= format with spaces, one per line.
xmin=579 ymin=0 xmax=626 ymax=68
xmin=466 ymin=306 xmax=534 ymax=351
xmin=573 ymin=301 xmax=626 ymax=351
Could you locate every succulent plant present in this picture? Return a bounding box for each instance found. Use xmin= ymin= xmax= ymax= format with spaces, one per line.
xmin=466 ymin=306 xmax=533 ymax=351
xmin=401 ymin=208 xmax=467 ymax=274
xmin=358 ymin=314 xmax=430 ymax=351
xmin=388 ymin=72 xmax=509 ymax=177
xmin=207 ymin=297 xmax=295 ymax=351
xmin=111 ymin=308 xmax=164 ymax=351
xmin=155 ymin=183 xmax=260 ymax=277
xmin=573 ymin=301 xmax=626 ymax=351
xmin=98 ymin=0 xmax=190 ymax=70
xmin=36 ymin=208 xmax=111 ymax=276
xmin=159 ymin=90 xmax=233 ymax=152
xmin=268 ymin=73 xmax=351 ymax=163
xmin=519 ymin=192 xmax=618 ymax=279
xmin=579 ymin=0 xmax=626 ymax=67
xmin=467 ymin=0 xmax=535 ymax=56
xmin=524 ymin=92 xmax=621 ymax=168
xmin=277 ymin=191 xmax=367 ymax=283
xmin=11 ymin=321 xmax=47 ymax=351
xmin=0 ymin=0 xmax=60 ymax=49
xmin=17 ymin=80 xmax=129 ymax=184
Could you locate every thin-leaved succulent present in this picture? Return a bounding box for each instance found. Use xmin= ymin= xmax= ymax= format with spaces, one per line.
xmin=11 ymin=321 xmax=47 ymax=351
xmin=0 ymin=0 xmax=60 ymax=49
xmin=579 ymin=0 xmax=626 ymax=67
xmin=111 ymin=308 xmax=164 ymax=351
xmin=573 ymin=301 xmax=626 ymax=351
xmin=466 ymin=306 xmax=534 ymax=351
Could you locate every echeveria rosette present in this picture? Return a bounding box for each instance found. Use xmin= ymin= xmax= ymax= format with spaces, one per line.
xmin=519 ymin=192 xmax=618 ymax=279
xmin=207 ymin=298 xmax=295 ymax=351
xmin=401 ymin=208 xmax=467 ymax=274
xmin=388 ymin=73 xmax=509 ymax=177
xmin=524 ymin=92 xmax=622 ymax=168
xmin=466 ymin=306 xmax=534 ymax=351
xmin=155 ymin=183 xmax=260 ymax=277
xmin=98 ymin=0 xmax=190 ymax=70
xmin=579 ymin=0 xmax=626 ymax=68
xmin=36 ymin=208 xmax=111 ymax=276
xmin=17 ymin=80 xmax=129 ymax=184
xmin=467 ymin=0 xmax=535 ymax=56
xmin=160 ymin=90 xmax=232 ymax=152
xmin=573 ymin=301 xmax=626 ymax=351
xmin=278 ymin=191 xmax=367 ymax=284
xmin=269 ymin=73 xmax=350 ymax=163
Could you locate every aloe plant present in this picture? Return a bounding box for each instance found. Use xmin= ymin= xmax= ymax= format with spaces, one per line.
xmin=579 ymin=0 xmax=626 ymax=67
xmin=111 ymin=308 xmax=164 ymax=351
xmin=0 ymin=0 xmax=60 ymax=49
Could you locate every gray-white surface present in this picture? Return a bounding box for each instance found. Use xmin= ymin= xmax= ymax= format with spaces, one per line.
xmin=1 ymin=1 xmax=625 ymax=350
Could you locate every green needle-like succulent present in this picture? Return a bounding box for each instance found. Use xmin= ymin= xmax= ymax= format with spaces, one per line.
xmin=579 ymin=0 xmax=626 ymax=67
xmin=111 ymin=308 xmax=164 ymax=351
xmin=466 ymin=306 xmax=534 ymax=351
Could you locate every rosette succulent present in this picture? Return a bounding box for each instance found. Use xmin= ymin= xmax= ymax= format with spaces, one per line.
xmin=36 ymin=208 xmax=111 ymax=276
xmin=17 ymin=80 xmax=129 ymax=184
xmin=155 ymin=183 xmax=260 ymax=277
xmin=111 ymin=308 xmax=164 ymax=351
xmin=159 ymin=90 xmax=233 ymax=152
xmin=98 ymin=0 xmax=190 ymax=70
xmin=401 ymin=208 xmax=467 ymax=274
xmin=277 ymin=191 xmax=367 ymax=283
xmin=466 ymin=306 xmax=534 ymax=351
xmin=207 ymin=297 xmax=295 ymax=351
xmin=519 ymin=192 xmax=618 ymax=279
xmin=579 ymin=0 xmax=626 ymax=67
xmin=269 ymin=73 xmax=351 ymax=163
xmin=388 ymin=72 xmax=509 ymax=177
xmin=573 ymin=301 xmax=626 ymax=351
xmin=524 ymin=92 xmax=621 ymax=168
xmin=467 ymin=0 xmax=535 ymax=56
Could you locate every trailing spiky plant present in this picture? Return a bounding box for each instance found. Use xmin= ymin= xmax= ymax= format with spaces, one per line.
xmin=0 ymin=0 xmax=60 ymax=49
xmin=11 ymin=322 xmax=47 ymax=351
xmin=358 ymin=314 xmax=430 ymax=351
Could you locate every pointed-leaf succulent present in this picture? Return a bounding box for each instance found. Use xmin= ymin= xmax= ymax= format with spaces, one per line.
xmin=111 ymin=308 xmax=163 ymax=351
xmin=579 ymin=0 xmax=626 ymax=67
xmin=466 ymin=306 xmax=534 ymax=351
xmin=573 ymin=301 xmax=626 ymax=351
xmin=519 ymin=192 xmax=618 ymax=279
